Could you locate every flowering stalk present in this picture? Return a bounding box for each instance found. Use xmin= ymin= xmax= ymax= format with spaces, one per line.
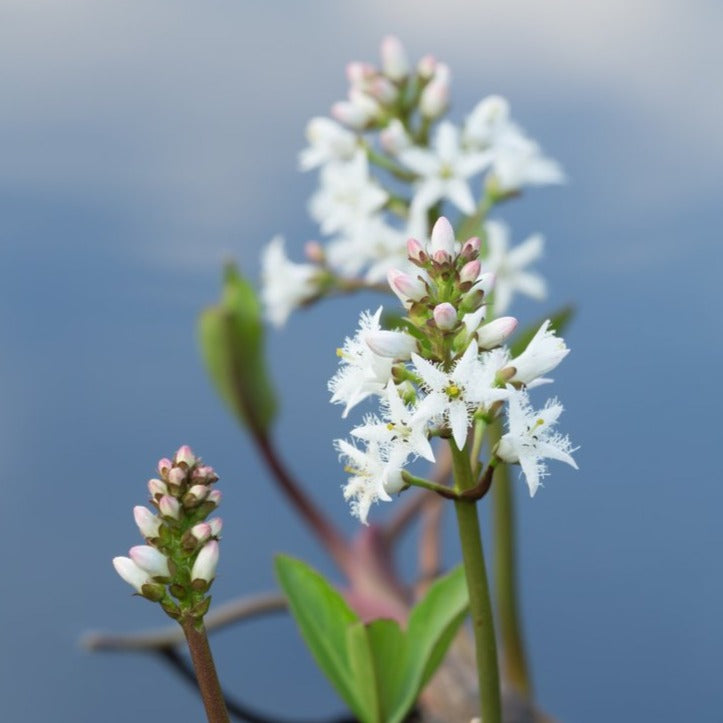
xmin=112 ymin=446 xmax=229 ymax=723
xmin=450 ymin=442 xmax=501 ymax=723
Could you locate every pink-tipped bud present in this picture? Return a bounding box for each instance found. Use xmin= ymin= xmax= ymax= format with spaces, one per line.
xmin=380 ymin=35 xmax=409 ymax=81
xmin=113 ymin=556 xmax=151 ymax=593
xmin=433 ymin=303 xmax=458 ymax=330
xmin=420 ymin=78 xmax=449 ymax=119
xmin=475 ymin=272 xmax=496 ymax=296
xmin=462 ymin=307 xmax=487 ymax=335
xmin=209 ymin=518 xmax=223 ymax=537
xmin=159 ymin=495 xmax=181 ymax=519
xmin=429 ymin=217 xmax=456 ymax=259
xmin=304 ymin=240 xmax=325 ymax=263
xmin=346 ymin=61 xmax=375 ymax=87
xmin=387 ymin=268 xmax=427 ymax=304
xmin=148 ymin=478 xmax=167 ymax=497
xmin=406 ymin=237 xmax=426 ymax=263
xmin=192 ymin=465 xmax=218 ymax=484
xmin=331 ymin=101 xmax=369 ymax=130
xmin=192 ymin=540 xmax=219 ymax=583
xmin=460 ymin=260 xmax=482 ymax=285
xmin=174 ymin=445 xmax=195 ymax=468
xmin=130 ymin=545 xmax=170 ymax=578
xmin=191 ymin=522 xmax=212 ymax=544
xmin=134 ymin=506 xmax=162 ymax=539
xmin=433 ymin=249 xmax=451 ymax=264
xmin=207 ymin=489 xmax=222 ymax=506
xmin=461 ymin=236 xmax=482 ymax=258
xmin=365 ymin=330 xmax=417 ymax=360
xmin=380 ymin=119 xmax=411 ymax=155
xmin=167 ymin=467 xmax=186 ymax=487
xmin=187 ymin=484 xmax=209 ymax=501
xmin=417 ymin=54 xmax=437 ymax=79
xmin=157 ymin=458 xmax=172 ymax=476
xmin=476 ymin=316 xmax=518 ymax=349
xmin=370 ymin=76 xmax=397 ymax=105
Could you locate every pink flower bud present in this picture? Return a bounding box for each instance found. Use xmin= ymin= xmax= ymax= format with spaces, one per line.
xmin=192 ymin=540 xmax=219 ymax=583
xmin=113 ymin=556 xmax=150 ymax=593
xmin=346 ymin=61 xmax=375 ymax=87
xmin=420 ymin=78 xmax=449 ymax=119
xmin=433 ymin=303 xmax=458 ymax=330
xmin=148 ymin=478 xmax=167 ymax=497
xmin=476 ymin=316 xmax=518 ymax=349
xmin=304 ymin=241 xmax=325 ymax=263
xmin=473 ymin=272 xmax=496 ymax=296
xmin=460 ymin=260 xmax=482 ymax=284
xmin=192 ymin=465 xmax=218 ymax=484
xmin=406 ymin=237 xmax=426 ymax=263
xmin=207 ymin=489 xmax=222 ymax=506
xmin=387 ymin=268 xmax=427 ymax=304
xmin=365 ymin=330 xmax=417 ymax=359
xmin=159 ymin=495 xmax=181 ymax=519
xmin=370 ymin=77 xmax=397 ymax=105
xmin=429 ymin=217 xmax=456 ymax=259
xmin=174 ymin=445 xmax=195 ymax=468
xmin=157 ymin=458 xmax=172 ymax=476
xmin=167 ymin=467 xmax=186 ymax=487
xmin=380 ymin=35 xmax=409 ymax=81
xmin=417 ymin=54 xmax=436 ymax=79
xmin=187 ymin=484 xmax=209 ymax=501
xmin=130 ymin=545 xmax=170 ymax=578
xmin=191 ymin=522 xmax=212 ymax=543
xmin=134 ymin=506 xmax=161 ymax=538
xmin=461 ymin=236 xmax=481 ymax=258
xmin=209 ymin=518 xmax=223 ymax=537
xmin=380 ymin=119 xmax=411 ymax=155
xmin=331 ymin=101 xmax=369 ymax=129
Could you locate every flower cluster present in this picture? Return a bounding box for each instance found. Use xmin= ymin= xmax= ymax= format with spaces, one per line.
xmin=329 ymin=218 xmax=577 ymax=523
xmin=113 ymin=446 xmax=222 ymax=622
xmin=261 ymin=36 xmax=563 ymax=325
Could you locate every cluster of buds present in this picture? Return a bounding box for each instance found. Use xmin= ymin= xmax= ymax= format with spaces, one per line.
xmin=386 ymin=216 xmax=518 ymax=365
xmin=113 ymin=446 xmax=222 ymax=623
xmin=331 ymin=35 xmax=451 ymax=131
xmin=329 ymin=216 xmax=576 ymax=523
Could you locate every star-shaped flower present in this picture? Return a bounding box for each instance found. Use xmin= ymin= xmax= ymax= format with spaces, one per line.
xmin=328 ymin=307 xmax=395 ymax=417
xmin=411 ymin=344 xmax=509 ymax=449
xmin=496 ymin=390 xmax=578 ymax=496
xmin=400 ymin=121 xmax=492 ymax=216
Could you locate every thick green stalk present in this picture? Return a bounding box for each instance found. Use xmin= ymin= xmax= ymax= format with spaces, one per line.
xmin=489 ymin=421 xmax=533 ymax=697
xmin=450 ymin=442 xmax=502 ymax=723
xmin=181 ymin=618 xmax=231 ymax=723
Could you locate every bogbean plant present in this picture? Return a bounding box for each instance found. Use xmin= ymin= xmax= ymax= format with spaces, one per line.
xmin=108 ymin=36 xmax=578 ymax=723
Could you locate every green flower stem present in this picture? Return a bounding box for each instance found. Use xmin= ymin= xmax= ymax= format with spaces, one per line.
xmin=402 ymin=470 xmax=456 ymax=498
xmin=469 ymin=417 xmax=488 ymax=475
xmin=489 ymin=422 xmax=533 ymax=697
xmin=450 ymin=442 xmax=502 ymax=723
xmin=365 ymin=145 xmax=417 ymax=182
xmin=181 ymin=617 xmax=231 ymax=723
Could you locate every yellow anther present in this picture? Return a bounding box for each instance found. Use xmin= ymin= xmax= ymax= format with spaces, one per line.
xmin=446 ymin=384 xmax=461 ymax=399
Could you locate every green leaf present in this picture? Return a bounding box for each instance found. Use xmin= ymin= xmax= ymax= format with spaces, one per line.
xmin=198 ymin=263 xmax=276 ymax=433
xmin=509 ymin=304 xmax=575 ymax=358
xmin=389 ymin=565 xmax=469 ymax=722
xmin=274 ymin=555 xmax=367 ymax=721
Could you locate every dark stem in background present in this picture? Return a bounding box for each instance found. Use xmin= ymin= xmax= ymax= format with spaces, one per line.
xmin=489 ymin=422 xmax=533 ymax=697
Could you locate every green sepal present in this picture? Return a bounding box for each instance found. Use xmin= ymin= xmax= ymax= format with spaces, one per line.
xmin=198 ymin=263 xmax=277 ymax=434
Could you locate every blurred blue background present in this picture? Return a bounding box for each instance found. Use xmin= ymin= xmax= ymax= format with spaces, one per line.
xmin=1 ymin=1 xmax=721 ymax=721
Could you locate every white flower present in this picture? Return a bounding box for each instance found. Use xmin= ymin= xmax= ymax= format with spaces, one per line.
xmin=411 ymin=344 xmax=509 ymax=449
xmin=113 ymin=556 xmax=152 ymax=593
xmin=133 ymin=506 xmax=161 ymax=539
xmin=463 ymin=95 xmax=514 ymax=150
xmin=310 ymin=150 xmax=388 ymax=234
xmin=129 ymin=545 xmax=170 ymax=578
xmin=509 ymin=319 xmax=569 ymax=385
xmin=299 ymin=117 xmax=358 ymax=171
xmin=328 ymin=307 xmax=395 ymax=417
xmin=490 ymin=132 xmax=565 ymax=192
xmin=192 ymin=540 xmax=219 ymax=583
xmin=336 ymin=438 xmax=406 ymax=524
xmin=483 ymin=220 xmax=546 ymax=314
xmin=260 ymin=236 xmax=320 ymax=327
xmin=352 ymin=380 xmax=435 ymax=462
xmin=496 ymin=390 xmax=578 ymax=496
xmin=400 ymin=122 xmax=492 ymax=216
